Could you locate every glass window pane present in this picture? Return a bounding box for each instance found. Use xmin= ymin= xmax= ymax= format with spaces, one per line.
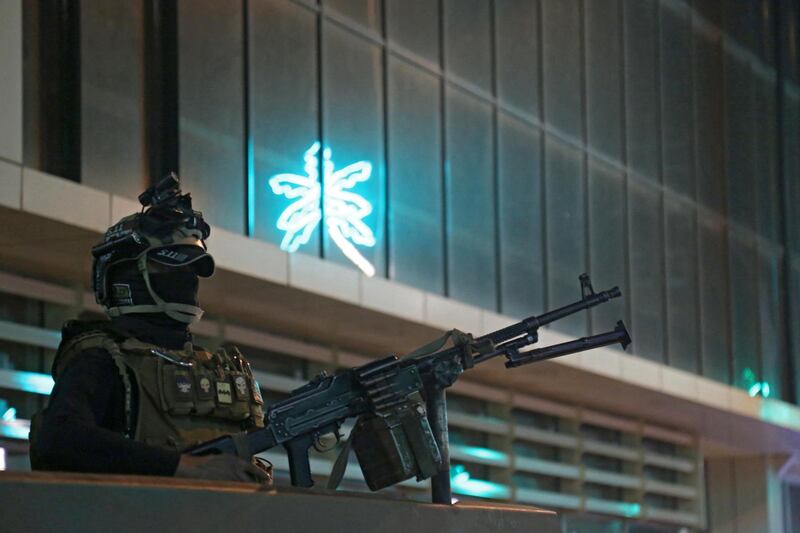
xmin=545 ymin=137 xmax=586 ymax=336
xmin=783 ymin=89 xmax=800 ymax=255
xmin=759 ymin=249 xmax=786 ymax=400
xmin=588 ymin=158 xmax=626 ymax=335
xmin=791 ymin=259 xmax=800 ymax=402
xmin=724 ymin=54 xmax=756 ymax=230
xmin=659 ymin=2 xmax=694 ymax=197
xmin=623 ymin=0 xmax=659 ymax=182
xmin=80 ymin=0 xmax=147 ymax=198
xmin=387 ymin=58 xmax=443 ymax=293
xmin=585 ymin=0 xmax=623 ymax=160
xmin=445 ymin=87 xmax=496 ymax=308
xmin=698 ymin=215 xmax=731 ymax=384
xmin=498 ymin=112 xmax=544 ymax=318
xmin=628 ymin=179 xmax=665 ymax=363
xmin=322 ymin=24 xmax=385 ymax=276
xmin=250 ymin=0 xmax=320 ymax=254
xmin=722 ymin=0 xmax=758 ymax=55
xmin=541 ymin=0 xmax=582 ymax=140
xmin=178 ymin=0 xmax=244 ymax=233
xmin=692 ymin=22 xmax=726 ymax=215
xmin=444 ymin=0 xmax=492 ymax=92
xmin=495 ymin=0 xmax=540 ymax=118
xmin=386 ymin=0 xmax=439 ymax=64
xmin=324 ymin=0 xmax=382 ymax=32
xmin=729 ymin=231 xmax=760 ymax=391
xmin=754 ymin=72 xmax=780 ymax=242
xmin=664 ymin=196 xmax=699 ymax=372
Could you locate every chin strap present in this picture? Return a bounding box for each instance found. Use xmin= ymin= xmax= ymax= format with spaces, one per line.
xmin=106 ymin=254 xmax=204 ymax=325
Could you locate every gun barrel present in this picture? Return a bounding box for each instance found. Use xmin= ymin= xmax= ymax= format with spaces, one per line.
xmin=535 ymin=287 xmax=620 ymax=328
xmin=484 ymin=286 xmax=621 ymax=345
xmin=505 ymin=321 xmax=630 ymax=368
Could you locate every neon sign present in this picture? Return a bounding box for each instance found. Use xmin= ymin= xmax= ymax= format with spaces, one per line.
xmin=742 ymin=367 xmax=772 ymax=398
xmin=269 ymin=143 xmax=376 ymax=277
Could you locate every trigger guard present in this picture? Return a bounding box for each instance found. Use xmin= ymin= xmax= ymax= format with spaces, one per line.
xmin=313 ymin=431 xmax=340 ymax=453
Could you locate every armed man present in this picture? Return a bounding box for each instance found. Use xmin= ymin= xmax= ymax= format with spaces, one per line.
xmin=29 ymin=175 xmax=271 ymax=484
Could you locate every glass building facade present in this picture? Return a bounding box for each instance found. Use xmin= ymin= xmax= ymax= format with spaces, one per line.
xmin=3 ymin=0 xmax=800 ymax=529
xmin=22 ymin=0 xmax=799 ymax=402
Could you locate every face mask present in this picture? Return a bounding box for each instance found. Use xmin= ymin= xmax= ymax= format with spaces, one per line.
xmin=148 ymin=271 xmax=200 ymax=307
xmin=108 ymin=262 xmax=199 ymax=307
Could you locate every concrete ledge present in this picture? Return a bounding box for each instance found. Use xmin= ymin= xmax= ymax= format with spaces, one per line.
xmin=0 ymin=160 xmax=21 ymax=209
xmin=424 ymin=293 xmax=482 ymax=333
xmin=289 ymin=252 xmax=360 ymax=305
xmin=360 ymin=274 xmax=425 ymax=323
xmin=213 ymin=227 xmax=288 ymax=284
xmin=0 ymin=472 xmax=560 ymax=533
xmin=22 ymin=169 xmax=111 ymax=233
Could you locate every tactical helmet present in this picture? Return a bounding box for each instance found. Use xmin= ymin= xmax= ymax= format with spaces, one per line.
xmin=91 ymin=174 xmax=215 ymax=324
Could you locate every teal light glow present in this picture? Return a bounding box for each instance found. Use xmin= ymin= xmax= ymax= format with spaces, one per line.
xmin=760 ymin=399 xmax=800 ymax=431
xmin=247 ymin=138 xmax=255 ymax=236
xmin=742 ymin=367 xmax=772 ymax=398
xmin=455 ymin=445 xmax=508 ymax=464
xmin=449 ymin=465 xmax=510 ymax=499
xmin=2 ymin=408 xmax=15 ymax=421
xmin=747 ymin=382 xmax=772 ymax=398
xmin=2 ymin=370 xmax=54 ymax=395
xmin=0 ymin=420 xmax=29 ymax=440
xmin=451 ymin=464 xmax=470 ymax=484
xmin=620 ymin=503 xmax=642 ymax=518
xmin=269 ymin=142 xmax=376 ymax=277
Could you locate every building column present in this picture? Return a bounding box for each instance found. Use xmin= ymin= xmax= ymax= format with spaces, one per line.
xmin=0 ymin=0 xmax=23 ymax=164
xmin=706 ymin=455 xmax=789 ymax=533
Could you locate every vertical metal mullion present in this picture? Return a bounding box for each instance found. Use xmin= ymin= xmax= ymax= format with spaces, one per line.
xmin=144 ymin=0 xmax=179 ymax=183
xmin=537 ymin=0 xmax=548 ymax=312
xmin=439 ymin=0 xmax=449 ymax=297
xmin=39 ymin=0 xmax=81 ymax=182
xmin=719 ymin=8 xmax=735 ymax=388
xmin=619 ymin=0 xmax=632 ymax=334
xmin=317 ymin=5 xmax=325 ymax=258
xmin=579 ymin=0 xmax=591 ymax=335
xmin=381 ymin=1 xmax=391 ymax=279
xmin=490 ymin=0 xmax=502 ymax=313
xmin=752 ymin=59 xmax=765 ymax=399
xmin=244 ymin=0 xmax=254 ymax=236
xmin=772 ymin=0 xmax=795 ymax=403
xmin=689 ymin=6 xmax=704 ymax=377
xmin=655 ymin=0 xmax=670 ymax=367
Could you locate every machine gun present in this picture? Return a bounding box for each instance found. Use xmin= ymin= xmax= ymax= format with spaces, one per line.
xmin=189 ymin=274 xmax=631 ymax=503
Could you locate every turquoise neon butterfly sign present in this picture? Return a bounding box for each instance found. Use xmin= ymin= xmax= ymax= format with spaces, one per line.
xmin=269 ymin=143 xmax=376 ymax=277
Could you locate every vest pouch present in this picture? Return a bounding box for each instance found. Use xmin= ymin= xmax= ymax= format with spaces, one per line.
xmin=212 ymin=377 xmax=235 ymax=418
xmin=159 ymin=360 xmax=196 ymax=415
xmin=229 ymin=372 xmax=252 ymax=420
xmin=193 ymin=368 xmax=216 ymax=416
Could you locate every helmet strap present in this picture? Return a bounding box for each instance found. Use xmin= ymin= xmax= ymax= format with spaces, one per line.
xmin=105 ymin=254 xmax=204 ymax=324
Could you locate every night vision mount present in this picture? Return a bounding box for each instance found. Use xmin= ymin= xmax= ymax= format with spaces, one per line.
xmin=139 ymin=172 xmax=189 ymax=210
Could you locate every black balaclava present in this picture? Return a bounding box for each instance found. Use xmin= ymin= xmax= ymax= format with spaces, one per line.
xmin=107 ymin=260 xmax=200 ymax=333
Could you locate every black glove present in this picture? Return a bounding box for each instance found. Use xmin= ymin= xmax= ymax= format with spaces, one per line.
xmin=175 ymin=453 xmax=272 ymax=485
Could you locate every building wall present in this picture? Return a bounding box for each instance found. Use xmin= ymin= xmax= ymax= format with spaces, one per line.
xmin=0 ymin=0 xmax=22 ymax=165
xmin=17 ymin=0 xmax=800 ymax=410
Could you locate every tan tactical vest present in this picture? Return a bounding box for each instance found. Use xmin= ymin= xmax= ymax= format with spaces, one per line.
xmin=52 ymin=330 xmax=265 ymax=452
